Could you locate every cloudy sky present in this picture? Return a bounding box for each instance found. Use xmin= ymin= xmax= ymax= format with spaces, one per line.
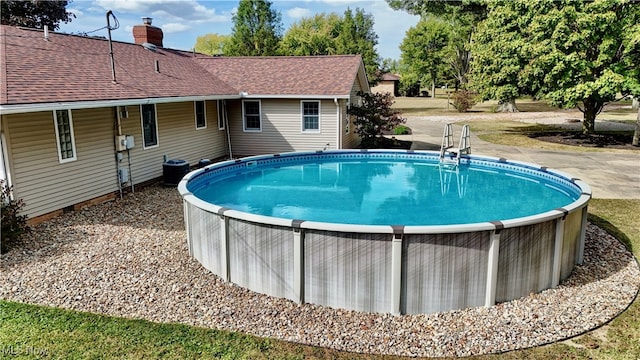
xmin=58 ymin=0 xmax=420 ymax=60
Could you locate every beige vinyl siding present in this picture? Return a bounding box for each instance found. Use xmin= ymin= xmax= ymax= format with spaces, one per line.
xmin=228 ymin=99 xmax=337 ymax=157
xmin=120 ymin=101 xmax=227 ymax=184
xmin=4 ymin=108 xmax=118 ymax=217
xmin=4 ymin=101 xmax=227 ymax=218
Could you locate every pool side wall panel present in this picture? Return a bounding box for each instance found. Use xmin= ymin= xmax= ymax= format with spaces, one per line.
xmin=228 ymin=219 xmax=296 ymax=302
xmin=403 ymin=232 xmax=490 ymax=314
xmin=495 ymin=220 xmax=555 ymax=302
xmin=304 ymin=231 xmax=392 ymax=313
xmin=561 ymin=210 xmax=582 ymax=280
xmin=187 ymin=203 xmax=224 ymax=277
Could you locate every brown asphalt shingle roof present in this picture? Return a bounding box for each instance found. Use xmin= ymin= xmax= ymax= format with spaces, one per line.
xmin=1 ymin=25 xmax=367 ymax=106
xmin=380 ymin=73 xmax=400 ymax=81
xmin=0 ymin=25 xmax=237 ymax=105
xmin=194 ymin=55 xmax=365 ymax=97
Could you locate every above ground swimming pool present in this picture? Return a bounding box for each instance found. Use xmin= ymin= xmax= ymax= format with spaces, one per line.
xmin=178 ymin=150 xmax=591 ymax=315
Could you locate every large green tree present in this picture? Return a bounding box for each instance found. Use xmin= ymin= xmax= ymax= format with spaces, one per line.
xmin=380 ymin=58 xmax=400 ymax=74
xmin=624 ymin=18 xmax=640 ymax=145
xmin=1 ymin=0 xmax=75 ymax=30
xmin=194 ymin=33 xmax=229 ymax=56
xmin=335 ymin=8 xmax=380 ymax=83
xmin=224 ymin=0 xmax=282 ymax=56
xmin=400 ymin=17 xmax=451 ymax=98
xmin=387 ymin=0 xmax=487 ymax=20
xmin=389 ymin=0 xmax=487 ymax=89
xmin=515 ymin=0 xmax=640 ymax=134
xmin=280 ymin=8 xmax=380 ymax=84
xmin=469 ymin=1 xmax=529 ymax=112
xmin=279 ymin=13 xmax=341 ymax=56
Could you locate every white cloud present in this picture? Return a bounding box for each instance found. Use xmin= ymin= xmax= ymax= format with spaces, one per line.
xmin=287 ymin=7 xmax=312 ymax=19
xmin=93 ymin=0 xmax=229 ymax=23
xmin=67 ymin=7 xmax=84 ymax=17
xmin=161 ymin=22 xmax=191 ymax=33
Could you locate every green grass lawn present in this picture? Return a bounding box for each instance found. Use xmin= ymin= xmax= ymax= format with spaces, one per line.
xmin=1 ymin=97 xmax=638 ymax=359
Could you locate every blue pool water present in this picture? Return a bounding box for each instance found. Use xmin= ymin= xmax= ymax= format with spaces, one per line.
xmin=188 ymin=156 xmax=580 ymax=226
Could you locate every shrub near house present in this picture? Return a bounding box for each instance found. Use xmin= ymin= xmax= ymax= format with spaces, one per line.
xmin=1 ymin=180 xmax=29 ymax=253
xmin=348 ymin=91 xmax=406 ymax=148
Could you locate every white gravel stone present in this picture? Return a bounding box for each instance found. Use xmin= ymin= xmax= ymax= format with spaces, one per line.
xmin=1 ymin=185 xmax=638 ymax=358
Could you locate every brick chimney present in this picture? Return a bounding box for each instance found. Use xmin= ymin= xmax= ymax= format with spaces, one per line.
xmin=132 ymin=17 xmax=163 ymax=47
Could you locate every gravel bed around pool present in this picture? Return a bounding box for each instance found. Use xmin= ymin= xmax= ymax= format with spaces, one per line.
xmin=1 ymin=185 xmax=639 ymax=358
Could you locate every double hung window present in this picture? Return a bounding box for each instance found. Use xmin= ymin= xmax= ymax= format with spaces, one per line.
xmin=301 ymin=101 xmax=320 ymax=132
xmin=243 ymin=100 xmax=261 ymax=132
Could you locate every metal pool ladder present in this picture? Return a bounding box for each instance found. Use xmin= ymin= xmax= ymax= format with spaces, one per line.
xmin=439 ymin=123 xmax=471 ymax=166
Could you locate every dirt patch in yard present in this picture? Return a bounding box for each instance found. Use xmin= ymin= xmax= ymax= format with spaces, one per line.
xmin=530 ymin=131 xmax=639 ymax=150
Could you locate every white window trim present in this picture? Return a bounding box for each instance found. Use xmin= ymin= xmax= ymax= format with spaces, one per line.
xmin=53 ymin=109 xmax=77 ymax=163
xmin=217 ymin=100 xmax=225 ymax=130
xmin=140 ymin=104 xmax=159 ymax=149
xmin=195 ymin=100 xmax=207 ymax=130
xmin=242 ymin=99 xmax=262 ymax=132
xmin=301 ymin=100 xmax=321 ymax=133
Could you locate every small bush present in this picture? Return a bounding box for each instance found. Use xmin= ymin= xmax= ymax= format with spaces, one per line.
xmin=450 ymin=89 xmax=477 ymax=112
xmin=393 ymin=125 xmax=410 ymax=135
xmin=1 ymin=180 xmax=29 ymax=253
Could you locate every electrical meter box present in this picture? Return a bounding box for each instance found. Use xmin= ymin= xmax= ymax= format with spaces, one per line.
xmin=125 ymin=135 xmax=135 ymax=149
xmin=115 ymin=135 xmax=135 ymax=151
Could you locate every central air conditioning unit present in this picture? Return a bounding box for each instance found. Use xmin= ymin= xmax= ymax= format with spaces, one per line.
xmin=163 ymin=159 xmax=190 ymax=186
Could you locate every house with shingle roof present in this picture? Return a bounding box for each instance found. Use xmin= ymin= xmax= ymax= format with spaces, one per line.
xmin=0 ymin=20 xmax=368 ymax=221
xmin=371 ymin=73 xmax=400 ymax=97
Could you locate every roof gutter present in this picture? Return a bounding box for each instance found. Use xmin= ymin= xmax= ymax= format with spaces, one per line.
xmin=0 ymin=94 xmax=241 ymax=115
xmin=241 ymin=94 xmax=350 ymax=100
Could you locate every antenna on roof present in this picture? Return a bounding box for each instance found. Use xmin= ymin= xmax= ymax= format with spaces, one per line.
xmin=106 ymin=10 xmax=118 ymax=83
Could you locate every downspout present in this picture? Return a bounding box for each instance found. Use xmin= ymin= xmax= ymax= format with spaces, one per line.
xmin=334 ymin=98 xmax=341 ymax=150
xmin=223 ymin=100 xmax=233 ymax=159
xmin=1 ymin=131 xmax=13 ymax=199
xmin=114 ymin=107 xmax=123 ymax=199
